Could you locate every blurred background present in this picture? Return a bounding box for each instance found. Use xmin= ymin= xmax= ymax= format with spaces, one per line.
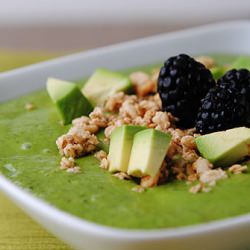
xmin=0 ymin=0 xmax=249 ymax=71
xmin=1 ymin=0 xmax=250 ymax=52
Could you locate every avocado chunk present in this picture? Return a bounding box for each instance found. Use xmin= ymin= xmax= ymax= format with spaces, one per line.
xmin=231 ymin=56 xmax=250 ymax=70
xmin=47 ymin=78 xmax=93 ymax=124
xmin=128 ymin=129 xmax=172 ymax=177
xmin=96 ymin=130 xmax=109 ymax=153
xmin=195 ymin=127 xmax=250 ymax=167
xmin=108 ymin=125 xmax=146 ymax=173
xmin=82 ymin=68 xmax=132 ymax=106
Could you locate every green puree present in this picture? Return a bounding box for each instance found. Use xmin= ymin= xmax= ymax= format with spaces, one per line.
xmin=1 ymin=54 xmax=250 ymax=230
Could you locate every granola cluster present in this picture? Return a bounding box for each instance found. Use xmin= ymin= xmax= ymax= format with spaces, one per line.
xmin=103 ymin=92 xmax=175 ymax=139
xmin=59 ymin=157 xmax=81 ymax=173
xmin=56 ymin=68 xmax=248 ymax=192
xmin=188 ymin=158 xmax=227 ymax=193
xmin=94 ymin=150 xmax=109 ymax=170
xmin=195 ymin=56 xmax=215 ymax=69
xmin=129 ymin=69 xmax=158 ymax=97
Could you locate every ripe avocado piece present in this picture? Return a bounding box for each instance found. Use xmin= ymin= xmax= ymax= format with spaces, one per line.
xmin=108 ymin=125 xmax=146 ymax=173
xmin=47 ymin=78 xmax=93 ymax=125
xmin=128 ymin=129 xmax=172 ymax=177
xmin=231 ymin=56 xmax=250 ymax=70
xmin=195 ymin=127 xmax=250 ymax=167
xmin=82 ymin=68 xmax=132 ymax=106
xmin=96 ymin=130 xmax=109 ymax=153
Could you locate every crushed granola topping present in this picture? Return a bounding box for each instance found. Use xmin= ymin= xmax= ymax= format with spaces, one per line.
xmin=139 ymin=99 xmax=159 ymax=114
xmin=104 ymin=92 xmax=126 ymax=112
xmin=104 ymin=125 xmax=116 ymax=139
xmin=129 ymin=70 xmax=159 ymax=97
xmin=187 ymin=174 xmax=198 ymax=182
xmin=199 ymin=168 xmax=228 ymax=185
xmin=66 ymin=166 xmax=81 ymax=173
xmin=103 ymin=92 xmax=173 ymax=140
xmin=56 ymin=129 xmax=98 ymax=158
xmin=100 ymin=158 xmax=109 ymax=170
xmin=151 ymin=69 xmax=160 ymax=84
xmin=60 ymin=157 xmax=75 ymax=169
xmin=189 ymin=182 xmax=212 ymax=194
xmin=72 ymin=116 xmax=99 ymax=134
xmin=176 ymin=172 xmax=187 ymax=181
xmin=181 ymin=135 xmax=196 ymax=150
xmin=137 ymin=80 xmax=157 ymax=97
xmin=113 ymin=172 xmax=132 ymax=180
xmin=168 ymin=128 xmax=184 ymax=142
xmin=60 ymin=157 xmax=80 ymax=173
xmin=152 ymin=111 xmax=171 ymax=131
xmin=55 ymin=67 xmax=249 ymax=193
xmin=229 ymin=164 xmax=248 ymax=174
xmin=89 ymin=107 xmax=108 ymax=128
xmin=167 ymin=141 xmax=182 ymax=158
xmin=131 ymin=186 xmax=145 ymax=193
xmin=25 ymin=102 xmax=36 ymax=111
xmin=193 ymin=157 xmax=212 ymax=175
xmin=195 ymin=56 xmax=215 ymax=69
xmin=94 ymin=150 xmax=108 ymax=161
xmin=21 ymin=142 xmax=32 ymax=150
xmin=119 ymin=98 xmax=140 ymax=119
xmin=140 ymin=173 xmax=160 ymax=188
xmin=202 ymin=187 xmax=212 ymax=193
xmin=189 ymin=183 xmax=203 ymax=194
xmin=129 ymin=71 xmax=150 ymax=87
xmin=182 ymin=150 xmax=199 ymax=163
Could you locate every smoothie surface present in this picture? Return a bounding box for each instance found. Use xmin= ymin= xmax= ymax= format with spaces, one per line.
xmin=1 ymin=54 xmax=250 ymax=229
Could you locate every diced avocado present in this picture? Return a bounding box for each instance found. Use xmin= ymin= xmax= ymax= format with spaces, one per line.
xmin=231 ymin=56 xmax=250 ymax=70
xmin=128 ymin=129 xmax=172 ymax=177
xmin=47 ymin=78 xmax=93 ymax=124
xmin=96 ymin=130 xmax=109 ymax=153
xmin=82 ymin=69 xmax=132 ymax=106
xmin=210 ymin=66 xmax=228 ymax=80
xmin=108 ymin=125 xmax=146 ymax=173
xmin=195 ymin=127 xmax=250 ymax=167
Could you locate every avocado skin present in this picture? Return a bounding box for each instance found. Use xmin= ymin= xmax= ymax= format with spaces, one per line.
xmin=56 ymin=87 xmax=93 ymax=125
xmin=47 ymin=78 xmax=93 ymax=125
xmin=96 ymin=130 xmax=109 ymax=153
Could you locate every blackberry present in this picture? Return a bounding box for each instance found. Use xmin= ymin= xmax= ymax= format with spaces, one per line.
xmin=218 ymin=69 xmax=250 ymax=123
xmin=195 ymin=83 xmax=247 ymax=134
xmin=157 ymin=54 xmax=215 ymax=128
xmin=218 ymin=69 xmax=250 ymax=94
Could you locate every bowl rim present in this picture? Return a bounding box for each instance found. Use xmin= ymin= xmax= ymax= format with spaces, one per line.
xmin=0 ymin=173 xmax=250 ymax=239
xmin=1 ymin=20 xmax=250 ymax=240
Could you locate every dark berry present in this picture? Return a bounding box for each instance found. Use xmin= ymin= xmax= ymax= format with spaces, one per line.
xmin=157 ymin=54 xmax=215 ymax=128
xmin=218 ymin=68 xmax=250 ymax=96
xmin=218 ymin=68 xmax=250 ymax=124
xmin=195 ymin=83 xmax=247 ymax=134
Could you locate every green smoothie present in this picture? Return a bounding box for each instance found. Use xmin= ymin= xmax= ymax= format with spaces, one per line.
xmin=0 ymin=54 xmax=250 ymax=229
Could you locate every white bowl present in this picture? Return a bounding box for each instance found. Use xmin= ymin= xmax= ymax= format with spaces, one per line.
xmin=1 ymin=21 xmax=250 ymax=250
